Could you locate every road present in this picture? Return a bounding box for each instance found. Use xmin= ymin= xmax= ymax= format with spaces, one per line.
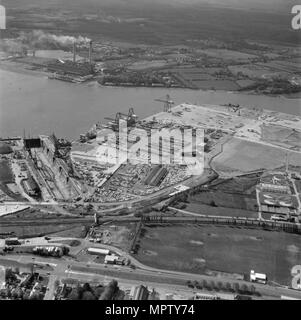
xmin=291 ymin=173 xmax=301 ymax=214
xmin=1 ymin=238 xmax=301 ymax=300
xmin=44 ymin=274 xmax=57 ymax=300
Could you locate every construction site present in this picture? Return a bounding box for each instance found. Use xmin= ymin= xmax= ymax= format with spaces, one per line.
xmin=70 ymin=97 xmax=206 ymax=204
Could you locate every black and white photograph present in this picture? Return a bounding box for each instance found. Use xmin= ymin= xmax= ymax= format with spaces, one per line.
xmin=0 ymin=0 xmax=300 ymax=308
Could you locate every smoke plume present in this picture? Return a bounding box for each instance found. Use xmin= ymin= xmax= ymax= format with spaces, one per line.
xmin=21 ymin=30 xmax=91 ymax=48
xmin=0 ymin=30 xmax=91 ymax=53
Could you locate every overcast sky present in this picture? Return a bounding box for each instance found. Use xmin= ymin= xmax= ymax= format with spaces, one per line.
xmin=3 ymin=0 xmax=294 ymax=14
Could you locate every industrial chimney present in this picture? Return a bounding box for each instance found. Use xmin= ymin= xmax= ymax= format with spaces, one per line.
xmin=73 ymin=41 xmax=76 ymax=63
xmin=89 ymin=41 xmax=93 ymax=65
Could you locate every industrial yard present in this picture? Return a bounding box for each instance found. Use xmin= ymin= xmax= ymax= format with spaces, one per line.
xmin=0 ymin=99 xmax=300 ymax=217
xmin=87 ymin=222 xmax=138 ymax=252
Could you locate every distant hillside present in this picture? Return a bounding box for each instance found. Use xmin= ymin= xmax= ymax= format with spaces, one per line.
xmin=2 ymin=0 xmax=299 ymax=46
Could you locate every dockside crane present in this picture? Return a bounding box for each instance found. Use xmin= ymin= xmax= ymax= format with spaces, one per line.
xmin=104 ymin=108 xmax=138 ymax=130
xmin=226 ymin=103 xmax=241 ymax=113
xmin=155 ymin=94 xmax=174 ymax=113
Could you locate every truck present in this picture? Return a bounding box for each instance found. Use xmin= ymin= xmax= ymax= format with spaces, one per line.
xmin=5 ymin=238 xmax=21 ymax=246
xmin=250 ymin=270 xmax=267 ymax=284
xmin=271 ymin=215 xmax=288 ymax=222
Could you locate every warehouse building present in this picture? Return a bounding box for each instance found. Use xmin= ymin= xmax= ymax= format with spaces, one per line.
xmin=23 ymin=176 xmax=40 ymax=197
xmin=260 ymin=183 xmax=290 ymax=194
xmin=144 ymin=165 xmax=168 ymax=187
xmin=104 ymin=254 xmax=119 ymax=265
xmin=47 ymin=60 xmax=94 ymax=77
xmin=87 ymin=248 xmax=110 ymax=256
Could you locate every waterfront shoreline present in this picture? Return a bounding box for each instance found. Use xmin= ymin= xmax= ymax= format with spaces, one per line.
xmin=1 ymin=65 xmax=301 ymax=140
xmin=1 ymin=60 xmax=301 ymax=102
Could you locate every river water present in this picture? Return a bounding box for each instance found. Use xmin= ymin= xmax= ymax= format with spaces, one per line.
xmin=0 ymin=68 xmax=300 ymax=140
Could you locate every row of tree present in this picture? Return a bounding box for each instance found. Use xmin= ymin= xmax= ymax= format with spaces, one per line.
xmin=0 ymin=287 xmax=43 ymax=300
xmin=66 ymin=280 xmax=119 ymax=300
xmin=187 ymin=279 xmax=258 ymax=296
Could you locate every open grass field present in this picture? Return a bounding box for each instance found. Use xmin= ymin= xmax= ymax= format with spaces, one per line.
xmin=184 ymin=201 xmax=258 ymax=218
xmin=0 ymin=259 xmax=33 ymax=273
xmin=258 ymin=61 xmax=301 ymax=74
xmin=176 ymin=174 xmax=260 ymax=215
xmin=261 ymin=124 xmax=301 ymax=150
xmin=212 ymin=138 xmax=301 ymax=175
xmin=210 ymin=175 xmax=260 ymax=193
xmin=229 ymin=64 xmax=286 ymax=79
xmin=136 ymin=224 xmax=301 ymax=285
xmin=192 ymin=80 xmax=239 ymax=91
xmin=0 ymin=224 xmax=88 ymax=238
xmin=127 ymin=60 xmax=168 ymax=71
xmin=188 ymin=190 xmax=257 ymax=211
xmin=170 ymin=67 xmax=240 ymax=90
xmin=49 ymin=226 xmax=88 ymax=238
xmin=197 ymin=49 xmax=258 ymax=62
xmin=0 ymin=208 xmax=63 ymax=220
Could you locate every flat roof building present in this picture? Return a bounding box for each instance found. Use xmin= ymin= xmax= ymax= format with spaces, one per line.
xmin=23 ymin=177 xmax=40 ymax=197
xmin=47 ymin=60 xmax=94 ymax=77
xmin=260 ymin=183 xmax=290 ymax=194
xmin=87 ymin=248 xmax=110 ymax=256
xmin=104 ymin=254 xmax=118 ymax=264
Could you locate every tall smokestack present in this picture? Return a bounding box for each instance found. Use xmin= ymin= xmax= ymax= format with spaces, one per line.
xmin=73 ymin=42 xmax=76 ymax=63
xmin=89 ymin=41 xmax=93 ymax=65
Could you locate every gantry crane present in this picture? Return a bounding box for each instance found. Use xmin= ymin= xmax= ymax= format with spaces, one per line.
xmin=104 ymin=107 xmax=138 ymax=130
xmin=155 ymin=94 xmax=174 ymax=113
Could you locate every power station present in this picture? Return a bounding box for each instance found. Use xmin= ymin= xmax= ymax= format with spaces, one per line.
xmin=47 ymin=40 xmax=95 ymax=82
